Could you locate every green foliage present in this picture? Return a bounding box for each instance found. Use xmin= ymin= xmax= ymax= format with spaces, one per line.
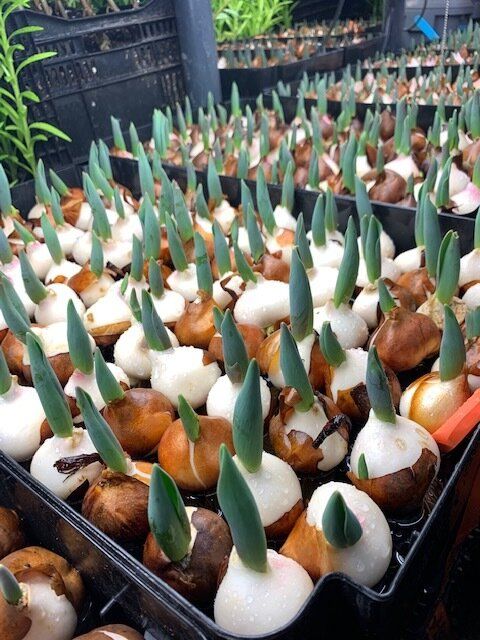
xmin=0 ymin=0 xmax=70 ymax=183
xmin=212 ymin=0 xmax=295 ymax=42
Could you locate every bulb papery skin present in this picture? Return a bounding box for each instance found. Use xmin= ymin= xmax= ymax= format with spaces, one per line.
xmin=35 ymin=284 xmax=85 ymax=326
xmin=111 ymin=214 xmax=143 ymax=243
xmin=24 ymin=322 xmax=83 ymax=365
xmin=65 ymin=363 xmax=129 ymax=411
xmin=313 ymin=300 xmax=368 ymax=349
xmin=72 ymin=233 xmax=93 ymax=266
xmin=352 ymin=284 xmax=381 ymax=330
xmin=214 ymin=548 xmax=313 ymax=636
xmin=301 ymin=481 xmax=392 ymax=587
xmin=152 ymin=289 xmax=186 ymax=324
xmin=451 ymin=181 xmax=480 ymax=215
xmin=103 ymin=239 xmax=132 ymax=270
xmin=213 ymin=200 xmax=236 ymax=234
xmin=45 ymin=259 xmax=82 ymax=285
xmin=21 ymin=575 xmax=77 ymax=640
xmin=358 ymin=229 xmax=395 ymax=260
xmin=350 ymin=409 xmax=440 ymax=478
xmin=124 ymin=277 xmax=148 ymax=304
xmin=459 ymin=249 xmax=480 ymax=287
xmin=30 ymin=428 xmax=103 ymax=499
xmin=80 ymin=273 xmax=115 ymax=308
xmin=206 ymin=373 xmax=271 ymax=423
xmin=463 ymin=283 xmax=480 ymax=309
xmin=285 ymin=397 xmax=348 ymax=471
xmin=234 ymin=276 xmax=289 ymax=328
xmin=150 ymin=346 xmax=221 ymax=409
xmin=308 ymin=266 xmax=338 ymax=307
xmin=273 ymin=205 xmax=297 ymax=232
xmin=233 ymin=452 xmax=302 ymax=528
xmin=166 ymin=264 xmax=198 ymax=302
xmin=236 ymin=226 xmax=252 ymax=254
xmin=1 ymin=261 xmax=36 ymax=317
xmin=83 ymin=282 xmax=132 ymax=333
xmin=329 ymin=348 xmax=368 ymax=403
xmin=26 ymin=242 xmax=54 ymax=280
xmin=399 ymin=372 xmax=471 ymax=434
xmin=0 ymin=378 xmax=44 ymax=460
xmin=265 ymin=232 xmax=293 ymax=265
xmin=212 ymin=273 xmax=244 ymax=309
xmin=356 ymin=257 xmax=400 ymax=288
xmin=394 ymin=246 xmax=423 ymax=273
xmin=310 ymin=240 xmax=344 ymax=269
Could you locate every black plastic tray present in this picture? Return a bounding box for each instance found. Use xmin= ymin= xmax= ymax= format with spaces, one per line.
xmin=278 ymin=47 xmax=344 ymax=83
xmin=343 ymin=34 xmax=385 ymax=64
xmin=266 ymin=82 xmax=461 ymax=134
xmin=7 ymin=0 xmax=186 ymax=167
xmin=5 ymin=161 xmax=480 ymax=639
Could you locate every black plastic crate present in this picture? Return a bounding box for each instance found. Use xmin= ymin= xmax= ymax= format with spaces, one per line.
xmin=7 ymin=0 xmax=186 ymax=167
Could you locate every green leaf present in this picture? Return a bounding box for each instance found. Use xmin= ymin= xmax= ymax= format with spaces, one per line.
xmin=130 ymin=235 xmax=144 ymax=283
xmin=94 ymin=348 xmax=125 ymax=404
xmin=378 ymin=278 xmax=396 ymax=314
xmin=111 ymin=116 xmax=126 ymax=151
xmin=322 ymin=491 xmax=362 ymax=549
xmin=0 ymin=348 xmax=12 ymax=396
xmin=207 ymin=156 xmax=223 ymax=207
xmin=90 ymin=233 xmax=104 ymax=279
xmin=149 ymin=257 xmax=164 ymax=299
xmin=173 ymin=182 xmax=194 ymax=243
xmin=148 ymin=463 xmax=191 ymax=562
xmin=19 ymin=250 xmax=47 ymax=304
xmin=13 ymin=220 xmax=34 ymax=246
xmin=26 ymin=333 xmax=73 ymax=438
xmin=212 ymin=220 xmax=231 ymax=277
xmin=256 ymin=166 xmax=276 ymax=235
xmin=165 ymin=212 xmax=188 ymax=272
xmin=195 ymin=184 xmax=210 ymax=220
xmin=49 ymin=169 xmax=69 ymax=198
xmin=325 ymin=188 xmax=338 ymax=233
xmin=280 ymin=323 xmax=314 ymax=412
xmin=217 ymin=445 xmax=267 ymax=572
xmin=289 ymin=249 xmax=313 ymax=342
xmin=17 ymin=51 xmax=57 ymax=75
xmin=142 ymin=194 xmax=159 ymax=262
xmin=364 ymin=215 xmax=382 ymax=284
xmin=466 ymin=306 xmax=480 ymax=339
xmin=83 ymin=174 xmax=111 ymax=241
xmin=34 ymin=160 xmax=50 ymax=205
xmin=178 ymin=394 xmax=200 ymax=442
xmin=76 ymin=388 xmax=127 ymax=473
xmin=294 ymin=212 xmax=313 ymax=271
xmin=333 ymin=217 xmax=359 ymax=308
xmin=221 ymin=309 xmax=249 ymax=384
xmin=67 ymin=300 xmax=93 ymax=375
xmin=423 ymin=196 xmax=441 ymax=278
xmin=281 ymin=162 xmax=294 ymax=212
xmin=129 ymin=290 xmax=142 ymax=323
xmin=319 ymin=321 xmax=346 ymax=368
xmin=98 ymin=140 xmax=113 ymax=181
xmin=366 ymin=346 xmax=396 ymax=423
xmin=90 ymin=162 xmax=114 ymax=202
xmin=194 ymin=231 xmax=213 ymax=296
xmin=357 ymin=453 xmax=369 ymax=480
xmin=29 ymin=121 xmax=70 ymax=142
xmin=141 ymin=290 xmax=172 ymax=352
xmin=436 ymin=231 xmax=460 ymax=305
xmin=0 ymin=163 xmax=12 ymax=214
xmin=41 ymin=213 xmax=63 ymax=264
xmin=137 ymin=146 xmax=155 ymax=203
xmin=129 ymin=122 xmax=140 ymax=157
xmin=113 ymin=187 xmax=125 ymax=220
xmin=0 ymin=227 xmax=13 ymax=264
xmin=0 ymin=274 xmax=30 ymax=342
xmin=232 ymin=358 xmax=263 ymax=473
xmin=234 ymin=241 xmax=257 ymax=284
xmin=355 ymin=176 xmax=373 ymax=218
xmin=435 ymin=157 xmax=452 ymax=208
xmin=311 ymin=194 xmax=326 ymax=248
xmin=0 ymin=565 xmax=23 ymax=605
xmin=439 ymin=305 xmax=466 ymax=381
xmin=245 ymin=203 xmax=264 ymax=263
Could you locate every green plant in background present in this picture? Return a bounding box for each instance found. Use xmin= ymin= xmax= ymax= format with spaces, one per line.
xmin=212 ymin=0 xmax=296 ymax=42
xmin=367 ymin=0 xmax=384 ymax=22
xmin=0 ymin=0 xmax=70 ymax=184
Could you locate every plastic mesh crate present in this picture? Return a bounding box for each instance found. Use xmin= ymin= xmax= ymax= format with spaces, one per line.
xmin=7 ymin=0 xmax=186 ymax=166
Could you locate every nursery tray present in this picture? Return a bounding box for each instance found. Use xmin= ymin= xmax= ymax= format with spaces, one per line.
xmin=265 ymin=83 xmax=461 ymax=136
xmin=342 ymin=34 xmax=385 ymax=64
xmin=5 ymin=162 xmax=480 ymax=639
xmin=220 ymin=66 xmax=280 ymax=101
xmin=277 ymin=48 xmax=345 ymax=84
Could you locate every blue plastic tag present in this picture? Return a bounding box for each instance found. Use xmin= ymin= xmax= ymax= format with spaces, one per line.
xmin=414 ymin=15 xmax=440 ymax=40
